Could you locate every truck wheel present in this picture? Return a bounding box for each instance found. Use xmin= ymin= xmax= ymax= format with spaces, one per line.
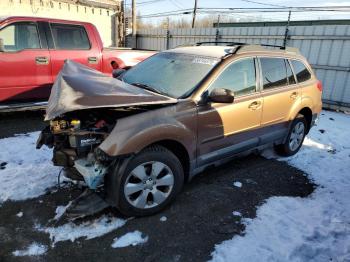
xmin=108 ymin=145 xmax=184 ymax=217
xmin=275 ymin=116 xmax=307 ymax=157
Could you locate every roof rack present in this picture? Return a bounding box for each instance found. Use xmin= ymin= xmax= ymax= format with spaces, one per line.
xmin=195 ymin=41 xmax=286 ymax=50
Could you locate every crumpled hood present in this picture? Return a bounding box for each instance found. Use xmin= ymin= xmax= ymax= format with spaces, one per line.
xmin=45 ymin=60 xmax=177 ymax=120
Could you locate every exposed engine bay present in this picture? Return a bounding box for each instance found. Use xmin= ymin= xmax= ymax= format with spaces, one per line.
xmin=37 ymin=106 xmax=161 ymax=219
xmin=38 ymin=107 xmax=152 ymax=189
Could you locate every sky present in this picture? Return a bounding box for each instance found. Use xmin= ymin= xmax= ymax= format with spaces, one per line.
xmin=124 ymin=0 xmax=350 ymax=24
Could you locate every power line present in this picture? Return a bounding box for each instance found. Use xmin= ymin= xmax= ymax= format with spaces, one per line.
xmin=168 ymin=0 xmax=183 ymax=9
xmin=239 ymin=0 xmax=289 ymax=8
xmin=125 ymin=0 xmax=167 ymax=6
xmin=137 ymin=6 xmax=350 ymax=18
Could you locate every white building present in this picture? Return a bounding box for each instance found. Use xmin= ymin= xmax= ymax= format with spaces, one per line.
xmin=0 ymin=0 xmax=123 ymax=47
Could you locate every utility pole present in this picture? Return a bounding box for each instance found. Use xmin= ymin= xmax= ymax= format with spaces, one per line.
xmin=132 ymin=0 xmax=137 ymax=47
xmin=191 ymin=0 xmax=197 ymax=28
xmin=283 ymin=10 xmax=292 ymax=49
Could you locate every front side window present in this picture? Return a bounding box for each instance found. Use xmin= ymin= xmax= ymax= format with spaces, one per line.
xmin=0 ymin=22 xmax=40 ymax=51
xmin=291 ymin=60 xmax=311 ymax=83
xmin=50 ymin=23 xmax=90 ymax=50
xmin=208 ymin=58 xmax=256 ymax=96
xmin=122 ymin=52 xmax=219 ymax=98
xmin=260 ymin=58 xmax=288 ymax=89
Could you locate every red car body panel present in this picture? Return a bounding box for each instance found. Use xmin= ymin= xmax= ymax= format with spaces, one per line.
xmin=0 ymin=16 xmax=155 ymax=103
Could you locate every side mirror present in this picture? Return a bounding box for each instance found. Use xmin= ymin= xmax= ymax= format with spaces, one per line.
xmin=0 ymin=38 xmax=4 ymax=52
xmin=209 ymin=88 xmax=234 ymax=103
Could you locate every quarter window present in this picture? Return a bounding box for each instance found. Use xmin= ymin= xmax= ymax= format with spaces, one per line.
xmin=209 ymin=58 xmax=256 ymax=96
xmin=286 ymin=60 xmax=296 ymax=85
xmin=291 ymin=60 xmax=311 ymax=83
xmin=260 ymin=58 xmax=288 ymax=89
xmin=50 ymin=23 xmax=90 ymax=50
xmin=0 ymin=22 xmax=40 ymax=51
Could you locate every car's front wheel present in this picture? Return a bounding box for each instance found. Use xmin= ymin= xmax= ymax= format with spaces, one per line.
xmin=107 ymin=145 xmax=184 ymax=217
xmin=275 ymin=116 xmax=307 ymax=157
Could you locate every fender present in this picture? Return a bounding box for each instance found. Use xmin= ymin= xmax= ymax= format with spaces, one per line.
xmin=99 ymin=102 xmax=197 ymax=161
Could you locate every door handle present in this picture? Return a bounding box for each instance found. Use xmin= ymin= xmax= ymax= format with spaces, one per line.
xmin=35 ymin=56 xmax=49 ymax=65
xmin=88 ymin=57 xmax=98 ymax=64
xmin=290 ymin=91 xmax=298 ymax=99
xmin=248 ymin=101 xmax=262 ymax=110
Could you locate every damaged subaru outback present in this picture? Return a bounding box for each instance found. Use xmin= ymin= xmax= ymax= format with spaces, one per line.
xmin=37 ymin=43 xmax=322 ymax=217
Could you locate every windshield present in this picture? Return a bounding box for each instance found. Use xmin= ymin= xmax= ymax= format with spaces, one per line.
xmin=121 ymin=52 xmax=219 ymax=98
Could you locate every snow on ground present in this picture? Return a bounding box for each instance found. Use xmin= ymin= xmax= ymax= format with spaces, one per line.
xmin=233 ymin=181 xmax=242 ymax=188
xmin=36 ymin=215 xmax=126 ymax=246
xmin=12 ymin=242 xmax=48 ymax=256
xmin=16 ymin=211 xmax=23 ymax=218
xmin=111 ymin=231 xmax=148 ymax=248
xmin=53 ymin=202 xmax=72 ymax=221
xmin=232 ymin=211 xmax=241 ymax=217
xmin=211 ymin=111 xmax=350 ymax=262
xmin=0 ymin=132 xmax=59 ymax=203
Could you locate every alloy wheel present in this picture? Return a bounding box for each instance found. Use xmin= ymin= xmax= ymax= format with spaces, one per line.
xmin=289 ymin=122 xmax=305 ymax=151
xmin=124 ymin=161 xmax=174 ymax=209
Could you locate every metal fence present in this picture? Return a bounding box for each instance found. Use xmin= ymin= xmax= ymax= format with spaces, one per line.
xmin=127 ymin=24 xmax=350 ymax=109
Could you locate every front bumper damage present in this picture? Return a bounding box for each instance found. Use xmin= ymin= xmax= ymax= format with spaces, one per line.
xmin=74 ymin=158 xmax=108 ymax=190
xmin=36 ymin=60 xmax=177 ymax=219
xmin=37 ymin=125 xmax=114 ymax=219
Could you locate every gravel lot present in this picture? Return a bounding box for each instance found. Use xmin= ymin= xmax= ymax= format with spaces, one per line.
xmin=0 ymin=111 xmax=314 ymax=262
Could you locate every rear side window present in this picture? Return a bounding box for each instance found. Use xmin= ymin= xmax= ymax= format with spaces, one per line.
xmin=291 ymin=60 xmax=311 ymax=83
xmin=260 ymin=58 xmax=287 ymax=89
xmin=50 ymin=23 xmax=90 ymax=50
xmin=209 ymin=58 xmax=256 ymax=96
xmin=0 ymin=22 xmax=40 ymax=51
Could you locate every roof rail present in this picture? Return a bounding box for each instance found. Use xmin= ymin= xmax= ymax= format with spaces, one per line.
xmin=195 ymin=41 xmax=286 ymax=50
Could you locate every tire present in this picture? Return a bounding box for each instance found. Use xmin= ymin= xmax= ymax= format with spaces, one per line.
xmin=275 ymin=115 xmax=307 ymax=157
xmin=106 ymin=145 xmax=184 ymax=217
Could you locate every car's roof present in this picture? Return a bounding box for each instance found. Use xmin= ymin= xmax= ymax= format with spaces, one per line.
xmin=165 ymin=44 xmax=301 ymax=59
xmin=0 ymin=16 xmax=9 ymax=22
xmin=165 ymin=45 xmax=235 ymax=58
xmin=0 ymin=16 xmax=93 ymax=26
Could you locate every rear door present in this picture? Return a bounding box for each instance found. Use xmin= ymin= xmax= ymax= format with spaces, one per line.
xmin=48 ymin=22 xmax=102 ymax=81
xmin=259 ymin=57 xmax=300 ymax=143
xmin=0 ymin=21 xmax=52 ymax=102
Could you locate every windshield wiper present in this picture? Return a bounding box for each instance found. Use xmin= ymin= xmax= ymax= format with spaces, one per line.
xmin=131 ymin=82 xmax=167 ymax=96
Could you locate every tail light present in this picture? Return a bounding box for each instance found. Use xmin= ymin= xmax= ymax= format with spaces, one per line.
xmin=316 ymin=80 xmax=323 ymax=92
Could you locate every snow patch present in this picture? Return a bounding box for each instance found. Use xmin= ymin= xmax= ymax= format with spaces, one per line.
xmin=233 ymin=181 xmax=242 ymax=188
xmin=0 ymin=132 xmax=59 ymax=203
xmin=232 ymin=211 xmax=241 ymax=217
xmin=12 ymin=243 xmax=47 ymax=257
xmin=16 ymin=212 xmax=23 ymax=218
xmin=53 ymin=202 xmax=72 ymax=221
xmin=111 ymin=231 xmax=148 ymax=248
xmin=211 ymin=111 xmax=350 ymax=262
xmin=36 ymin=215 xmax=126 ymax=245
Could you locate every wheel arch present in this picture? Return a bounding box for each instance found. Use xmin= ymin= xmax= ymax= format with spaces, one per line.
xmin=146 ymin=139 xmax=191 ymax=182
xmin=297 ymin=107 xmax=313 ymax=133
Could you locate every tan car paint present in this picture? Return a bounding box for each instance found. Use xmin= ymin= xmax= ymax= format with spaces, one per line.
xmin=98 ymin=47 xmax=322 ymax=171
xmin=99 ymin=101 xmax=197 ymax=160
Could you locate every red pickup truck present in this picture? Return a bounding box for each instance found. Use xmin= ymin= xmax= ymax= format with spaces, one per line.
xmin=0 ymin=16 xmax=154 ymax=105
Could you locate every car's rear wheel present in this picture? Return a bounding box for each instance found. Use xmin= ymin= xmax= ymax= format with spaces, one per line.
xmin=275 ymin=116 xmax=307 ymax=157
xmin=107 ymin=145 xmax=184 ymax=217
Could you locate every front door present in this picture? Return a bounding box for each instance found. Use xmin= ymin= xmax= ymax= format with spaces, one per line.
xmin=0 ymin=21 xmax=52 ymax=103
xmin=197 ymin=57 xmax=263 ymax=166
